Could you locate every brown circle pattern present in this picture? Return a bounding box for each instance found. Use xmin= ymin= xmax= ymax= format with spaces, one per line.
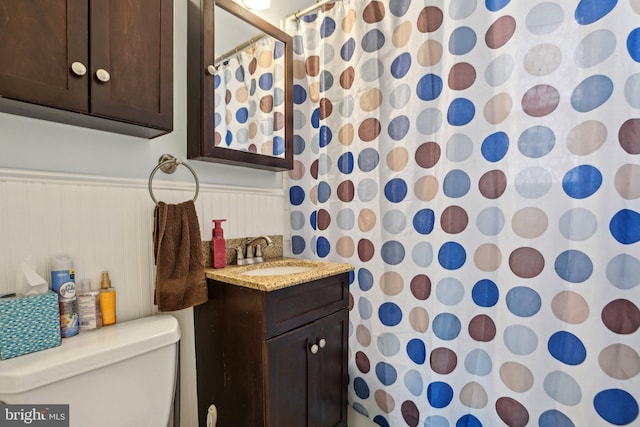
xmin=601 ymin=299 xmax=640 ymax=334
xmin=441 ymin=206 xmax=468 ymax=234
xmin=415 ymin=142 xmax=441 ymax=169
xmin=430 ymin=347 xmax=457 ymax=374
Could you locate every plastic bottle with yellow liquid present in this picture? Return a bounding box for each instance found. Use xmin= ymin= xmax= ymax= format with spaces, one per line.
xmin=99 ymin=271 xmax=117 ymax=326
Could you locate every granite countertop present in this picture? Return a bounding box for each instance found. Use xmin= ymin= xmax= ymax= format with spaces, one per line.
xmin=204 ymin=257 xmax=354 ymax=291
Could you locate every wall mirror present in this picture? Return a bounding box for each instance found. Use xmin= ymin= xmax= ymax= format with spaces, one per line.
xmin=187 ymin=0 xmax=293 ymax=171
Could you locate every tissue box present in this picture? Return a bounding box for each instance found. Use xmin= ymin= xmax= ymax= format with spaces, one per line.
xmin=0 ymin=291 xmax=61 ymax=359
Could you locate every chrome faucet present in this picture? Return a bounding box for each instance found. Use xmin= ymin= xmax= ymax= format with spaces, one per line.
xmin=236 ymin=236 xmax=274 ymax=265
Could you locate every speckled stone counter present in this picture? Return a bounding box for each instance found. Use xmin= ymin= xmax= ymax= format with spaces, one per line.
xmin=204 ymin=257 xmax=353 ymax=291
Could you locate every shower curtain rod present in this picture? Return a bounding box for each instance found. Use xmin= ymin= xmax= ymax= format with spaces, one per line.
xmin=284 ymin=0 xmax=342 ymax=21
xmin=214 ymin=33 xmax=268 ymax=65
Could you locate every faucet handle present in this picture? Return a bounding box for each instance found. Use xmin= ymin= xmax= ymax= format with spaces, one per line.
xmin=255 ymin=244 xmax=263 ymax=257
xmin=235 ymin=246 xmax=244 ymax=260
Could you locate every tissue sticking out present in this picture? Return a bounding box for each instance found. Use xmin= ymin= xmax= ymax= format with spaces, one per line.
xmin=15 ymin=255 xmax=48 ymax=297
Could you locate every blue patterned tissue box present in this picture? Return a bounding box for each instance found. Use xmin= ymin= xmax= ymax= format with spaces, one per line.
xmin=0 ymin=291 xmax=61 ymax=359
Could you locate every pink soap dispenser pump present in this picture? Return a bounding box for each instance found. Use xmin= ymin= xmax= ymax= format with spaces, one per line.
xmin=211 ymin=219 xmax=227 ymax=269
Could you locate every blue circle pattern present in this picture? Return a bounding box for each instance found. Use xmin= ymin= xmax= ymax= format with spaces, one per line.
xmin=506 ymin=287 xmax=541 ymax=317
xmin=594 ymin=389 xmax=639 ymax=425
xmin=417 ymin=74 xmax=443 ymax=101
xmin=629 ymin=28 xmax=640 ymax=62
xmin=379 ymin=302 xmax=403 ymax=326
xmin=471 ymin=279 xmax=499 ymax=307
xmin=427 ymin=382 xmax=454 ymax=408
xmin=432 ymin=313 xmax=462 ymax=340
xmin=413 ymin=209 xmax=436 ymax=235
xmin=354 ymin=377 xmax=370 ymax=399
xmin=384 ymin=179 xmax=408 ymax=203
xmin=438 ymin=242 xmax=466 ymax=270
xmin=358 ymin=268 xmax=374 ymax=291
xmin=562 ymin=165 xmax=602 ymax=199
xmin=575 ymin=0 xmax=618 ymax=25
xmin=486 ymin=0 xmax=511 ymax=12
xmin=407 ymin=339 xmax=426 ymax=364
xmin=610 ymin=209 xmax=640 ymax=244
xmin=376 ymin=362 xmax=398 ymax=386
xmin=554 ymin=250 xmax=593 ymax=283
xmin=391 ymin=53 xmax=412 ymax=79
xmin=447 ymin=98 xmax=475 ymax=126
xmin=481 ymin=132 xmax=509 ymax=162
xmin=547 ymin=331 xmax=587 ymax=365
xmin=443 ymin=170 xmax=471 ymax=198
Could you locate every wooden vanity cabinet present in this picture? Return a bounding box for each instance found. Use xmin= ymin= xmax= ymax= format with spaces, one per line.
xmin=194 ymin=272 xmax=349 ymax=427
xmin=0 ymin=0 xmax=173 ymax=138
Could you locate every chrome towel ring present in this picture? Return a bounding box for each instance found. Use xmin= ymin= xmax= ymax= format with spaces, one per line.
xmin=148 ymin=154 xmax=200 ymax=205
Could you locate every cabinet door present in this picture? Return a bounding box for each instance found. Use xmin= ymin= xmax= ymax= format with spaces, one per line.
xmin=0 ymin=0 xmax=88 ymax=111
xmin=267 ymin=309 xmax=348 ymax=427
xmin=90 ymin=0 xmax=172 ymax=130
xmin=313 ymin=310 xmax=348 ymax=427
xmin=267 ymin=322 xmax=313 ymax=426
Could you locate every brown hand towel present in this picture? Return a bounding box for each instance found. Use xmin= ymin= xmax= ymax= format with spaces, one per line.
xmin=153 ymin=200 xmax=208 ymax=311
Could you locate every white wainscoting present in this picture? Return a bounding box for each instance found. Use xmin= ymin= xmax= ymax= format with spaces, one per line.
xmin=0 ymin=167 xmax=287 ymax=426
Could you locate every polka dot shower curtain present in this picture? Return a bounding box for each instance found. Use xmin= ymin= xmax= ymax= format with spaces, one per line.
xmin=286 ymin=0 xmax=640 ymax=425
xmin=213 ymin=38 xmax=286 ymax=156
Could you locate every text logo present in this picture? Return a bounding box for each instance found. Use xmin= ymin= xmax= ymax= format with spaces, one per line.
xmin=0 ymin=405 xmax=69 ymax=427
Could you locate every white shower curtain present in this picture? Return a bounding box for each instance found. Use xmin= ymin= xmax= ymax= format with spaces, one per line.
xmin=287 ymin=0 xmax=639 ymax=425
xmin=213 ymin=37 xmax=286 ymax=156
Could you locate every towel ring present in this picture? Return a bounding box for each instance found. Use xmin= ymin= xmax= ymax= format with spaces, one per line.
xmin=148 ymin=154 xmax=200 ymax=206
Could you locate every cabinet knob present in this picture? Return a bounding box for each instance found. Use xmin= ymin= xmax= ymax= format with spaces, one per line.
xmin=95 ymin=69 xmax=111 ymax=83
xmin=310 ymin=344 xmax=319 ymax=354
xmin=207 ymin=65 xmax=216 ymax=76
xmin=70 ymin=62 xmax=87 ymax=77
xmin=318 ymin=338 xmax=326 ymax=349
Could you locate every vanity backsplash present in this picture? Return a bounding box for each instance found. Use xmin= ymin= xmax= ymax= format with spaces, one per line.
xmin=202 ymin=235 xmax=283 ymax=268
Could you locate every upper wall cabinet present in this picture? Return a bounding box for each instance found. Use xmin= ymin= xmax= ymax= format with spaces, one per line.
xmin=0 ymin=0 xmax=173 ymax=139
xmin=187 ymin=0 xmax=293 ymax=171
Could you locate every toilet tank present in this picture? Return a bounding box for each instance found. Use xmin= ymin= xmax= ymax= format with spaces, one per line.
xmin=0 ymin=315 xmax=180 ymax=427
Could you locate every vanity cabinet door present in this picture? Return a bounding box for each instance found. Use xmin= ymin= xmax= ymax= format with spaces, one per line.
xmin=313 ymin=309 xmax=348 ymax=427
xmin=267 ymin=309 xmax=348 ymax=427
xmin=266 ymin=322 xmax=313 ymax=426
xmin=0 ymin=0 xmax=88 ymax=112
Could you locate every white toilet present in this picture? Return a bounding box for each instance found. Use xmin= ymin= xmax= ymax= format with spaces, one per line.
xmin=0 ymin=314 xmax=180 ymax=427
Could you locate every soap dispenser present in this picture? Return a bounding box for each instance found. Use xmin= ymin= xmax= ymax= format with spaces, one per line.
xmin=211 ymin=220 xmax=227 ymax=269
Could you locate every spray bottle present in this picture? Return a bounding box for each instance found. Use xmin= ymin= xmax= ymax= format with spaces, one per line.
xmin=50 ymin=254 xmax=79 ymax=337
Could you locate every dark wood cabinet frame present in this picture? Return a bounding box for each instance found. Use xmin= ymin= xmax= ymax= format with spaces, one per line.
xmin=0 ymin=0 xmax=173 ymax=139
xmin=187 ymin=0 xmax=294 ymax=171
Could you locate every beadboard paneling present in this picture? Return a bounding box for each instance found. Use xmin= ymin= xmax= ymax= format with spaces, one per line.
xmin=0 ymin=168 xmax=286 ymax=318
xmin=0 ymin=168 xmax=287 ymax=426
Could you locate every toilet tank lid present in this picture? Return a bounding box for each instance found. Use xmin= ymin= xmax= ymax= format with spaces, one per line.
xmin=0 ymin=314 xmax=180 ymax=395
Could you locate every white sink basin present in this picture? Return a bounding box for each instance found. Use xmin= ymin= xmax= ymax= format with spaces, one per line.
xmin=241 ymin=265 xmax=315 ymax=276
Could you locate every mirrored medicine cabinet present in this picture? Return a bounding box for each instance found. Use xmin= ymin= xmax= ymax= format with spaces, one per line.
xmin=187 ymin=0 xmax=293 ymax=171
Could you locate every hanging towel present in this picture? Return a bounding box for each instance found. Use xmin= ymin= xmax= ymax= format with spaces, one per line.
xmin=153 ymin=200 xmax=208 ymax=311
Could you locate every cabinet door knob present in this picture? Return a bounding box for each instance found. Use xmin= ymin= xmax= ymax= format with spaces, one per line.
xmin=70 ymin=62 xmax=87 ymax=77
xmin=206 ymin=65 xmax=216 ymax=75
xmin=95 ymin=69 xmax=111 ymax=83
xmin=310 ymin=344 xmax=319 ymax=354
xmin=318 ymin=338 xmax=326 ymax=349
